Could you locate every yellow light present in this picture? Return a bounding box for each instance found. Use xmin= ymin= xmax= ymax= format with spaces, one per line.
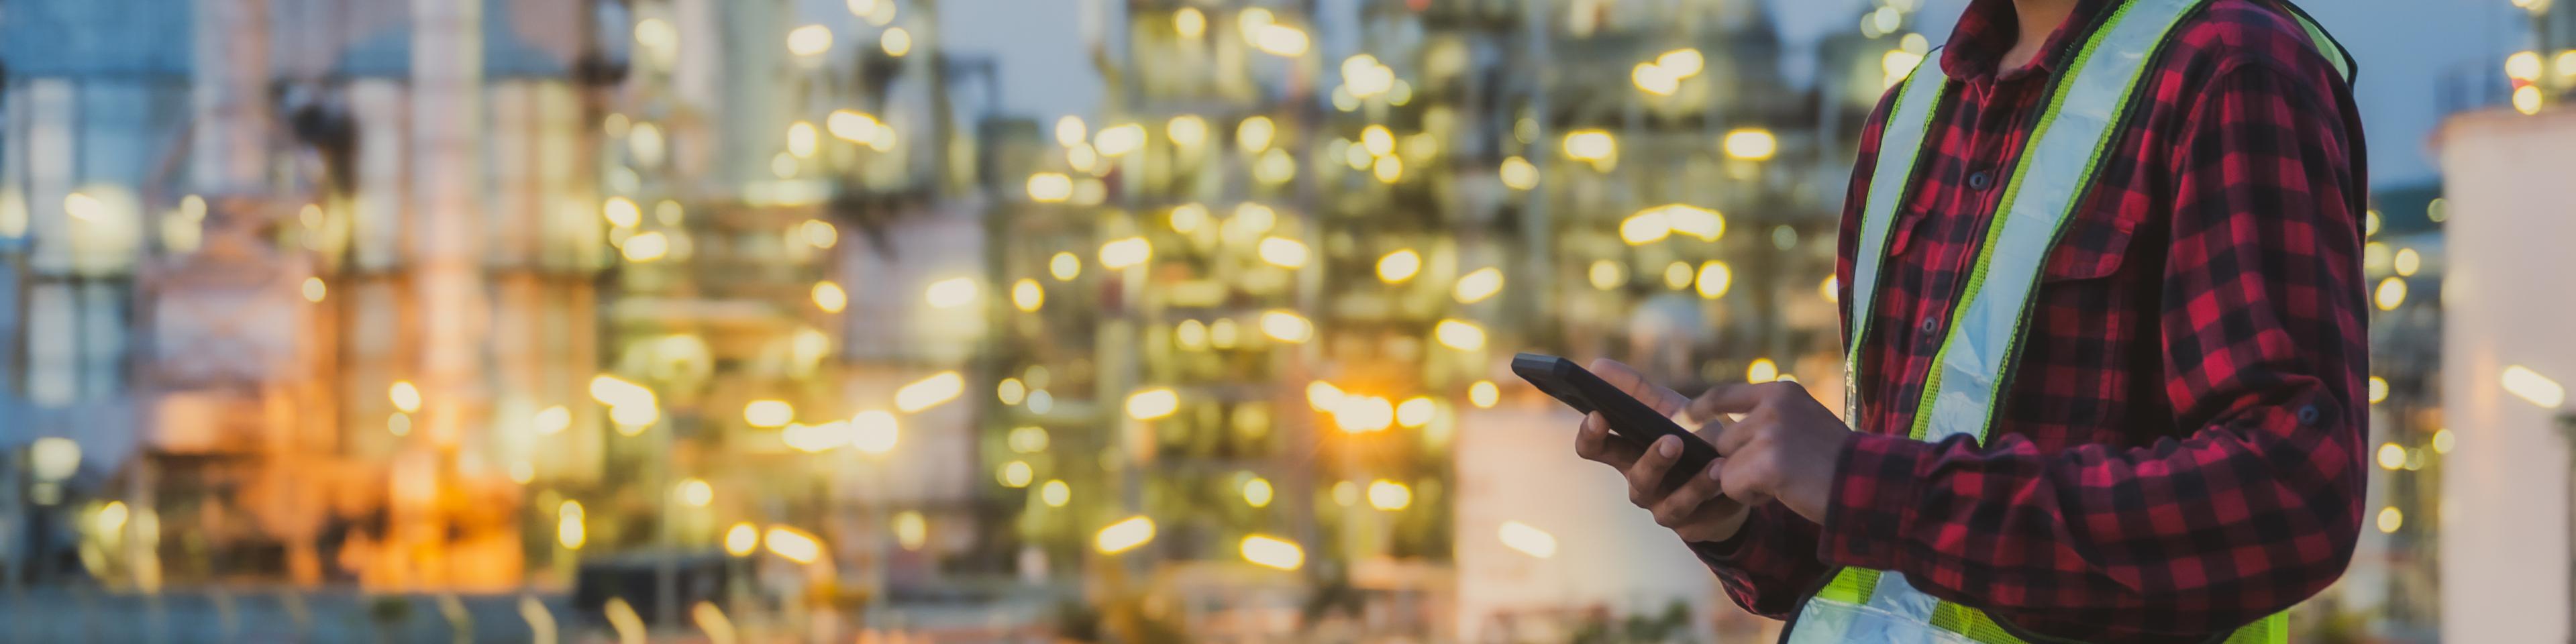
xmin=1007 ymin=425 xmax=1049 ymax=451
xmin=2561 ymin=50 xmax=2576 ymax=78
xmin=1822 ymin=275 xmax=1839 ymax=303
xmin=2516 ymin=86 xmax=2544 ymax=115
xmin=1243 ymin=477 xmax=1274 ymax=507
xmin=1663 ymin=262 xmax=1694 ymax=290
xmin=1174 ymin=7 xmax=1207 ymax=38
xmin=1883 ymin=49 xmax=1925 ymax=80
xmin=1696 ymin=261 xmax=1733 ymax=299
xmin=1254 ymin=311 xmax=1310 ymax=343
xmin=1095 ymin=516 xmax=1156 ymax=554
xmin=1498 ymin=521 xmax=1557 ymax=558
xmin=1240 ymin=535 xmax=1305 ymax=570
xmin=1499 ymin=156 xmax=1539 ymax=190
xmin=1621 ymin=210 xmax=1671 ymax=245
xmin=1469 ymin=380 xmax=1500 ymax=408
xmin=1255 ymin=23 xmax=1310 ymax=56
xmin=1396 ymin=396 xmax=1437 ymax=428
xmin=1093 ymin=123 xmax=1146 ymax=156
xmin=389 ymin=412 xmax=412 ymax=436
xmin=1367 ymin=479 xmax=1412 ymax=511
xmin=812 ymin=281 xmax=849 ymax=313
xmin=2365 ymin=209 xmax=2382 ymax=237
xmin=1209 ymin=319 xmax=1240 ymax=348
xmin=610 ymin=402 xmax=659 ymax=432
xmin=1588 ymin=260 xmax=1627 ymax=290
xmin=801 ymin=219 xmax=838 ymax=249
xmin=1435 ymin=319 xmax=1487 ymax=352
xmin=62 ymin=192 xmax=101 ymax=221
xmin=387 ymin=380 xmax=422 ymax=413
xmin=1342 ymin=54 xmax=1393 ymax=97
xmin=1126 ymin=388 xmax=1180 ymax=420
xmin=1307 ymin=380 xmax=1347 ymax=411
xmin=1332 ymin=481 xmax=1359 ymax=506
xmin=2368 ymin=376 xmax=2389 ymax=405
xmin=743 ymin=400 xmax=794 ymax=428
xmin=1748 ymin=358 xmax=1780 ymax=383
xmin=828 ymin=110 xmax=882 ymax=142
xmin=94 ymin=501 xmax=127 ymax=536
xmin=1872 ymin=6 xmax=1902 ymax=32
xmin=998 ymin=460 xmax=1033 ymax=488
xmin=1170 ymin=203 xmax=1208 ymax=233
xmin=1040 ymin=480 xmax=1070 ymax=506
xmin=1227 ymin=203 xmax=1278 ymax=242
xmin=2373 ymin=277 xmax=2407 ymax=311
xmin=1049 ymin=252 xmax=1081 ymax=280
xmin=2393 ymin=248 xmax=2420 ymax=276
xmin=1237 ymin=116 xmax=1276 ymax=152
xmin=879 ymin=27 xmax=912 ymax=57
xmin=1168 ymin=115 xmax=1208 ymax=147
xmin=676 ymin=478 xmax=714 ymax=506
xmin=1054 ymin=115 xmax=1088 ymax=148
xmin=603 ymin=197 xmax=641 ymax=227
xmin=1100 ymin=237 xmax=1152 ymax=269
xmin=724 ymin=523 xmax=759 ymax=556
xmin=2377 ymin=442 xmax=2406 ymax=470
xmin=2504 ymin=365 xmax=2567 ymax=408
xmin=1361 ymin=125 xmax=1396 ymax=157
xmin=2434 ymin=428 xmax=2456 ymax=453
xmin=926 ymin=276 xmax=979 ymax=309
xmin=2508 ymin=50 xmax=2544 ymax=81
xmin=1067 ymin=144 xmax=1100 ymax=172
xmin=786 ymin=24 xmax=833 ymax=57
xmin=764 ymin=526 xmax=821 ymax=564
xmin=1176 ymin=319 xmax=1208 ymax=350
xmin=1372 ymin=155 xmax=1404 ymax=182
xmin=558 ymin=501 xmax=586 ymax=549
xmin=896 ymin=372 xmax=964 ymax=413
xmin=533 ymin=405 xmax=571 ymax=435
xmin=2376 ymin=506 xmax=2403 ymax=533
xmin=1012 ymin=279 xmax=1044 ymax=312
xmin=589 ymin=374 xmax=653 ymax=407
xmin=1027 ymin=172 xmax=1074 ymax=203
xmin=1563 ymin=129 xmax=1616 ymax=162
xmin=1666 ymin=205 xmax=1725 ymax=240
xmin=1723 ymin=128 xmax=1779 ymax=160
xmin=786 ymin=121 xmax=819 ymax=158
xmin=1631 ymin=62 xmax=1679 ymax=96
xmin=1454 ymin=267 xmax=1504 ymax=304
xmin=301 ymin=277 xmax=327 ymax=303
xmin=1659 ymin=49 xmax=1705 ymax=77
xmin=1258 ymin=237 xmax=1310 ymax=268
xmin=1239 ymin=7 xmax=1275 ymax=35
xmin=1376 ymin=249 xmax=1421 ymax=283
xmin=1254 ymin=148 xmax=1296 ymax=183
xmin=1337 ymin=396 xmax=1396 ymax=433
xmin=850 ymin=410 xmax=900 ymax=454
xmin=621 ymin=231 xmax=669 ymax=262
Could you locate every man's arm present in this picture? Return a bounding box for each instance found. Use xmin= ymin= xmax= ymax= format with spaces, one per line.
xmin=1804 ymin=60 xmax=2369 ymax=639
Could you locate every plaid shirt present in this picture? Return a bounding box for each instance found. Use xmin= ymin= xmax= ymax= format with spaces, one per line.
xmin=1690 ymin=1 xmax=2368 ymax=641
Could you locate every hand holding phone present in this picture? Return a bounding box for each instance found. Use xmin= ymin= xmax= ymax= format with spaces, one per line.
xmin=1512 ymin=353 xmax=1722 ymax=490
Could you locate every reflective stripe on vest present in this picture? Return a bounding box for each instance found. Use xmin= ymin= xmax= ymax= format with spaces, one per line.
xmin=1800 ymin=0 xmax=2349 ymax=642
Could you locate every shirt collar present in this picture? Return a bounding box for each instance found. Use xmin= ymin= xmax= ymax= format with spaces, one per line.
xmin=1938 ymin=0 xmax=2123 ymax=82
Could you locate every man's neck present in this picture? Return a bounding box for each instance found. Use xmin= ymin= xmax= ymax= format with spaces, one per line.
xmin=2000 ymin=0 xmax=2080 ymax=71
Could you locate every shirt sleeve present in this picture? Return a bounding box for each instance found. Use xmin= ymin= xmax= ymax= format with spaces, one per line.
xmin=1810 ymin=58 xmax=2369 ymax=642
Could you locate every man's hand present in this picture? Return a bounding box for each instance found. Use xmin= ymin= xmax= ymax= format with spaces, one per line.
xmin=1684 ymin=380 xmax=1853 ymax=523
xmin=1574 ymin=359 xmax=1749 ymax=543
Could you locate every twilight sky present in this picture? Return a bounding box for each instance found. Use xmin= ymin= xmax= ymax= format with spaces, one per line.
xmin=937 ymin=0 xmax=2530 ymax=189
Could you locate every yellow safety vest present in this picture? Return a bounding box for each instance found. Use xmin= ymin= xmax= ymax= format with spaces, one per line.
xmin=1794 ymin=0 xmax=2351 ymax=642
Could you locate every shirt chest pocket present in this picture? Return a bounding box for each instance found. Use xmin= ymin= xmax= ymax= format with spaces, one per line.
xmin=2038 ymin=203 xmax=2143 ymax=282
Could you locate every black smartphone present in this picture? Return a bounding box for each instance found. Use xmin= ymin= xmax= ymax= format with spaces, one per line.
xmin=1510 ymin=352 xmax=1718 ymax=490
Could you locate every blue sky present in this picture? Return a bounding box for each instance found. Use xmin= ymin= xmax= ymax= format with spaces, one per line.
xmin=939 ymin=0 xmax=2529 ymax=189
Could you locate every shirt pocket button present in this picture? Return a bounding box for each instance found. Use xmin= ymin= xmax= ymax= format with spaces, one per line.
xmin=1967 ymin=170 xmax=1995 ymax=191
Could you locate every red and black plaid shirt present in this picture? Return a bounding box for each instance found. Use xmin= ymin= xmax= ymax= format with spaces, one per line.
xmin=1692 ymin=1 xmax=2368 ymax=641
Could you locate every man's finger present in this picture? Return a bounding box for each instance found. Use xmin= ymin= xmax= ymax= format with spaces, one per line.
xmin=1686 ymin=382 xmax=1769 ymax=421
xmin=1712 ymin=411 xmax=1765 ymax=456
xmin=1649 ymin=458 xmax=1730 ymax=527
xmin=1576 ymin=413 xmax=1640 ymax=468
xmin=1625 ymin=435 xmax=1683 ymax=498
xmin=1589 ymin=358 xmax=1686 ymax=415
